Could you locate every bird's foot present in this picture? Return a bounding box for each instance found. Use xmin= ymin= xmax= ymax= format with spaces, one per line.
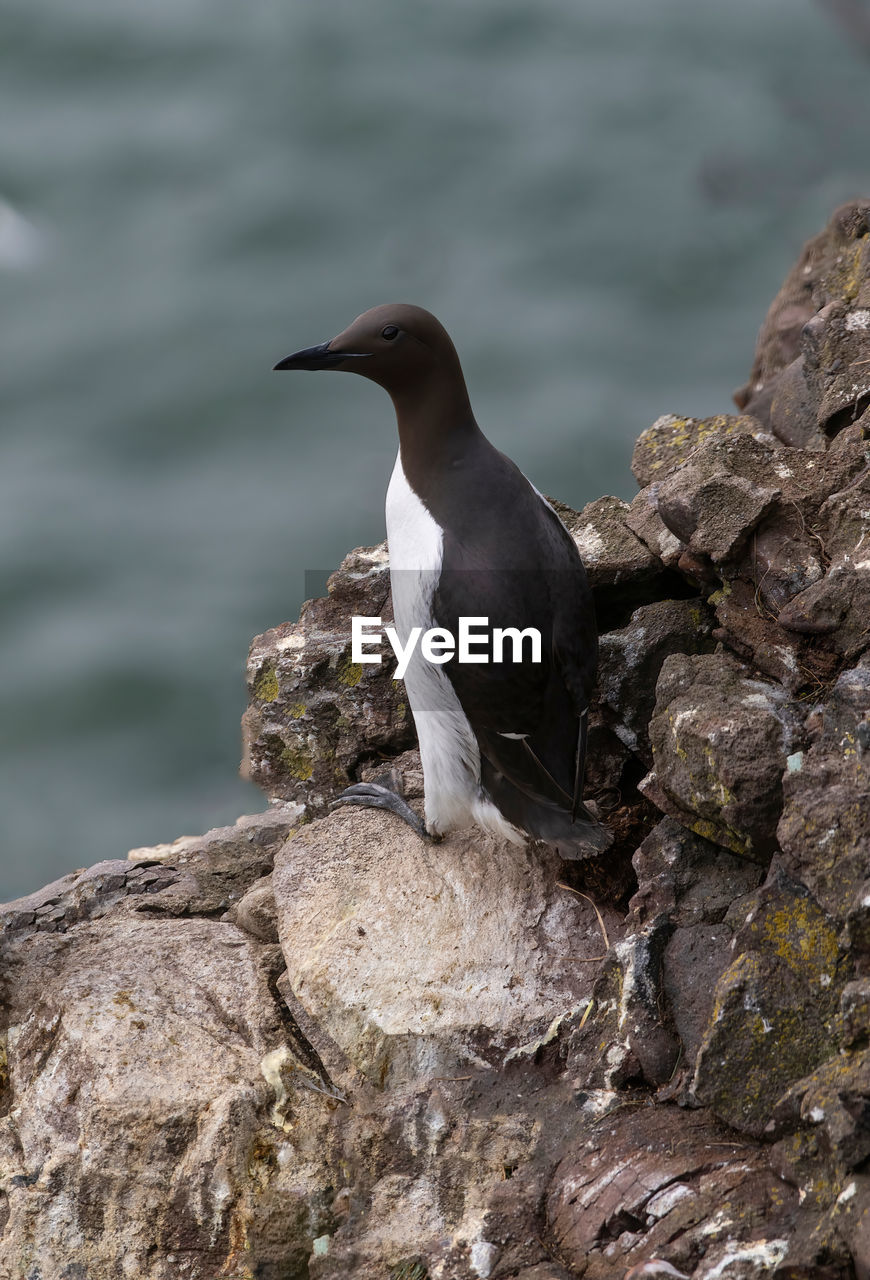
xmin=331 ymin=781 xmax=438 ymax=842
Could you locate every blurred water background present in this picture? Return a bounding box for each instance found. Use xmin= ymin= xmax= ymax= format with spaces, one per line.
xmin=2 ymin=0 xmax=869 ymax=901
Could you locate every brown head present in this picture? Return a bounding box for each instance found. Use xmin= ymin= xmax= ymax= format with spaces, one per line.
xmin=274 ymin=303 xmax=477 ymax=439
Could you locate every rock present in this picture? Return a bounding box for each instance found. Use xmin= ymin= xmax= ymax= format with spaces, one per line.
xmin=625 ymin=821 xmax=765 ymax=1083
xmin=841 ymin=980 xmax=870 ymax=1049
xmin=623 ymin=1263 xmax=691 ymax=1280
xmin=767 ymin=354 xmax=828 ymax=449
xmin=566 ymin=905 xmax=682 ymax=1091
xmin=571 ymin=827 xmax=766 ymax=1099
xmin=774 ymin=1050 xmax=870 ymax=1173
xmin=709 ymin=577 xmax=813 ymax=691
xmin=227 ymin=873 xmax=279 ymax=942
xmin=597 ymin=598 xmax=716 ymax=761
xmin=631 ymin=413 xmax=769 ymax=487
xmin=552 ymin=495 xmax=691 ymax=629
xmin=661 ymin=923 xmax=734 ymax=1068
xmin=642 ymin=651 xmax=804 ymax=859
xmin=0 ymin=912 xmax=337 ymax=1278
xmin=272 ymin=806 xmax=624 ymax=1089
xmin=777 ymin=665 xmax=870 ymax=923
xmin=692 ymin=867 xmax=842 ymax=1137
xmin=241 ymin=543 xmax=414 ymax=814
xmin=629 ymin=818 xmax=764 ymax=930
xmin=654 ymin=435 xmax=782 ymax=566
xmin=546 ymin=1105 xmax=798 ymax=1279
xmin=624 ymin=486 xmax=686 ymax=569
xmin=638 ymin=423 xmax=869 ymax=687
xmin=555 ymin=495 xmax=662 ymax=590
xmin=123 ymin=802 xmax=305 ymax=915
xmin=777 ymin=469 xmax=870 ymax=659
xmin=736 ymin=198 xmax=870 ymax=446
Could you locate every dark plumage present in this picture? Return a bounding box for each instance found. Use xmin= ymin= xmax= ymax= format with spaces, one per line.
xmin=275 ymin=304 xmax=610 ymax=856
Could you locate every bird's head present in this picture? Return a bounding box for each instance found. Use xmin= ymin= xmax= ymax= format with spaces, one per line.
xmin=273 ymin=303 xmax=464 ymax=398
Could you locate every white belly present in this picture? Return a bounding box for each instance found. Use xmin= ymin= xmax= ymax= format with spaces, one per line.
xmin=385 ymin=452 xmax=523 ymax=842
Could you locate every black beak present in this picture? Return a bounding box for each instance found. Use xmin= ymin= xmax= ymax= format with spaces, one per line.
xmin=273 ymin=341 xmax=371 ymax=371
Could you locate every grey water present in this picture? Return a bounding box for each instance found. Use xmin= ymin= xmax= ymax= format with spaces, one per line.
xmin=2 ymin=0 xmax=869 ymax=901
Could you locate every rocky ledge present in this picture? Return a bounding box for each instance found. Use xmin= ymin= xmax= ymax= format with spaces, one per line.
xmin=2 ymin=202 xmax=870 ymax=1280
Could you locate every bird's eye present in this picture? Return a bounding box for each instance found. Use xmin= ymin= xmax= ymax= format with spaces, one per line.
xmin=381 ymin=325 xmax=399 ymax=341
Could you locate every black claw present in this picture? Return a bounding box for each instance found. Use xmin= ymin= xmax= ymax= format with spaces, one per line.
xmin=331 ymin=782 xmax=435 ymax=842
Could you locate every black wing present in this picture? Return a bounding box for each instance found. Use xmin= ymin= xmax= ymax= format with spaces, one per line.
xmin=430 ymin=458 xmax=598 ymax=825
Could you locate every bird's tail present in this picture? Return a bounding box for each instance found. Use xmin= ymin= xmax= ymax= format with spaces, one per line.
xmin=479 ymin=757 xmax=613 ymax=858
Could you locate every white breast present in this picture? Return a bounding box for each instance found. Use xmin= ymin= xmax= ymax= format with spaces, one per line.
xmin=385 ymin=453 xmax=523 ymax=843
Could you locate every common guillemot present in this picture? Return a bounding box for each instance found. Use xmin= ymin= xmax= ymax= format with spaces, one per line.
xmin=275 ymin=303 xmax=610 ymax=857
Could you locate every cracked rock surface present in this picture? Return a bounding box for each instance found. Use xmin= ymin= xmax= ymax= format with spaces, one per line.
xmin=2 ymin=201 xmax=870 ymax=1278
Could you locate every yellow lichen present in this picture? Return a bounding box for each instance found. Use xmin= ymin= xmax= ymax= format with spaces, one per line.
xmin=636 ymin=414 xmax=751 ymax=479
xmin=688 ymin=815 xmax=750 ymax=857
xmin=254 ymin=664 xmax=279 ymax=703
xmin=337 ymin=659 xmax=363 ymax=687
xmin=761 ymin=899 xmax=839 ymax=983
xmin=280 ymin=744 xmax=314 ymax=781
xmin=840 ymin=242 xmax=865 ymax=302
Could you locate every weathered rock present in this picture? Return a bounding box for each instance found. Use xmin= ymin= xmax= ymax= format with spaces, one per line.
xmin=553 ymin=494 xmax=692 ymax=629
xmin=778 ymin=664 xmax=870 ymax=924
xmin=623 ymin=821 xmax=765 ymax=1087
xmin=631 ymin=413 xmax=769 ymax=487
xmin=736 ymin=198 xmax=870 ymax=446
xmin=126 ymin=802 xmax=305 ymax=864
xmin=227 ymin=872 xmax=279 ymax=942
xmin=639 ymin=424 xmax=870 ymax=686
xmin=241 ymin=543 xmax=414 ymax=814
xmin=625 ymin=485 xmax=686 ymax=569
xmin=841 ymin=979 xmax=870 ymax=1049
xmin=556 ymin=494 xmax=662 ymax=590
xmin=0 ymin=803 xmax=302 ymax=952
xmin=629 ymin=818 xmax=764 ymax=930
xmin=774 ymin=1050 xmax=870 ymax=1174
xmin=0 ymin=912 xmax=338 ymax=1279
xmin=565 ymin=819 xmax=765 ymax=1098
xmin=767 ymin=354 xmax=828 ymax=449
xmin=777 ymin=469 xmax=870 ymax=658
xmin=566 ymin=910 xmax=680 ymax=1090
xmin=642 ymin=651 xmax=804 ymax=859
xmin=654 ymin=435 xmax=782 ymax=567
xmin=693 ymin=867 xmax=843 ymax=1137
xmin=708 ymin=577 xmax=814 ymax=691
xmin=546 ymin=1105 xmax=798 ymax=1279
xmin=597 ymin=598 xmax=716 ymax=761
xmin=2 ymin=814 xmax=618 ymax=1280
xmin=660 ymin=923 xmax=733 ymax=1069
xmin=272 ymin=806 xmax=624 ymax=1089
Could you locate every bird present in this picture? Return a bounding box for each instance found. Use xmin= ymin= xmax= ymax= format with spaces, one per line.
xmin=274 ymin=303 xmax=610 ymax=857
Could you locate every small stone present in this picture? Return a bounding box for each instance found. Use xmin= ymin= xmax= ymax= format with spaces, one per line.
xmin=643 ymin=652 xmax=804 ymax=859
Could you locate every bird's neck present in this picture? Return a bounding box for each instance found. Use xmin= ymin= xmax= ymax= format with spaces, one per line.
xmin=389 ymin=372 xmax=482 ymax=493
